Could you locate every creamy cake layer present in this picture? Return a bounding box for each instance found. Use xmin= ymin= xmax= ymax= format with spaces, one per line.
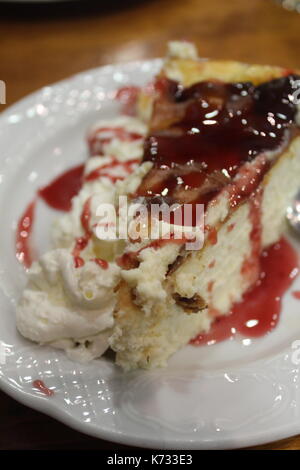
xmin=110 ymin=47 xmax=300 ymax=370
xmin=110 ymin=136 xmax=300 ymax=370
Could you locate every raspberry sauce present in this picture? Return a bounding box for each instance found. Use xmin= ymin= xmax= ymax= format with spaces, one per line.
xmin=72 ymin=236 xmax=90 ymax=268
xmin=115 ymin=86 xmax=140 ymax=116
xmin=17 ymin=165 xmax=85 ymax=267
xmin=117 ymin=235 xmax=189 ymax=270
xmin=72 ymin=197 xmax=92 ymax=268
xmin=17 ymin=153 xmax=138 ymax=268
xmin=85 ymin=157 xmax=139 ymax=183
xmin=32 ymin=379 xmax=54 ymax=397
xmin=80 ymin=197 xmax=92 ymax=237
xmin=88 ymin=126 xmax=142 ymax=156
xmin=240 ymin=188 xmax=263 ymax=286
xmin=39 ymin=164 xmax=84 ymax=212
xmin=93 ymin=258 xmax=109 ymax=269
xmin=191 ymin=238 xmax=299 ymax=346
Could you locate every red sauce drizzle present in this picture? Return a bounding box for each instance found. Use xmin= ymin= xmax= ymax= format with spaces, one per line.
xmin=72 ymin=236 xmax=89 ymax=268
xmin=32 ymin=379 xmax=54 ymax=397
xmin=72 ymin=196 xmax=93 ymax=268
xmin=80 ymin=197 xmax=92 ymax=237
xmin=228 ymin=156 xmax=269 ymax=209
xmin=16 ymin=200 xmax=36 ymax=268
xmin=88 ymin=126 xmax=142 ymax=156
xmin=207 ymin=280 xmax=214 ymax=293
xmin=17 ymin=117 xmax=141 ymax=267
xmin=115 ymin=86 xmax=140 ymax=116
xmin=85 ymin=157 xmax=139 ymax=183
xmin=191 ymin=238 xmax=299 ymax=346
xmin=240 ymin=189 xmax=263 ymax=285
xmin=283 ymin=68 xmax=296 ymax=76
xmin=92 ymin=258 xmax=109 ymax=269
xmin=138 ymin=75 xmax=299 ymax=214
xmin=292 ymin=291 xmax=300 ymax=299
xmin=73 ymin=195 xmax=110 ymax=269
xmin=117 ymin=234 xmax=188 ymax=270
xmin=39 ymin=164 xmax=84 ymax=212
xmin=206 ymin=225 xmax=218 ymax=245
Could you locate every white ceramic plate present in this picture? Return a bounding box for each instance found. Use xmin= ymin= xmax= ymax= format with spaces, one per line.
xmin=1 ymin=59 xmax=300 ymax=450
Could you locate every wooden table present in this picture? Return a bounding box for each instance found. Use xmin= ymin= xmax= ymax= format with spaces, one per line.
xmin=0 ymin=0 xmax=300 ymax=450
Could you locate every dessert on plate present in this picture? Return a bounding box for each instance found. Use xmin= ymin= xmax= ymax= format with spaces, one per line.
xmin=16 ymin=41 xmax=300 ymax=370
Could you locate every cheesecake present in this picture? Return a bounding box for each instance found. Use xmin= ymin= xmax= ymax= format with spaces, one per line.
xmin=110 ymin=43 xmax=300 ymax=369
xmin=16 ymin=42 xmax=300 ymax=370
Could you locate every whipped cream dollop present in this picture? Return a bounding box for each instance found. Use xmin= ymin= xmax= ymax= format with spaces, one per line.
xmin=52 ymin=116 xmax=147 ymax=249
xmin=16 ymin=249 xmax=120 ymax=362
xmin=16 ymin=115 xmax=149 ymax=362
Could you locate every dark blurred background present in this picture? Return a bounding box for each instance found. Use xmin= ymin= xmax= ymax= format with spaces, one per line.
xmin=1 ymin=0 xmax=300 ymax=113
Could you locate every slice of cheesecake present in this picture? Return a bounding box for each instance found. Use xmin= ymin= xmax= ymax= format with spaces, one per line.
xmin=110 ymin=43 xmax=300 ymax=370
